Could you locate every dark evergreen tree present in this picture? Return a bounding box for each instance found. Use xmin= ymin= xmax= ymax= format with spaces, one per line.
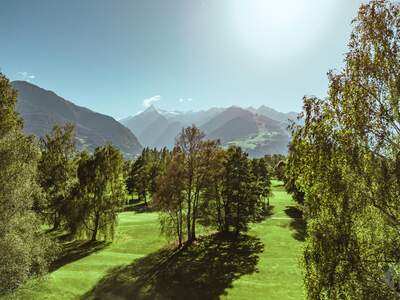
xmin=222 ymin=146 xmax=261 ymax=236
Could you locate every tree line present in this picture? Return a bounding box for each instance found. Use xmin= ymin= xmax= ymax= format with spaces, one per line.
xmin=0 ymin=73 xmax=273 ymax=294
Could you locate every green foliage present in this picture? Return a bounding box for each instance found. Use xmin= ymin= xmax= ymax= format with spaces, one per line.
xmin=0 ymin=73 xmax=22 ymax=137
xmin=155 ymin=125 xmax=271 ymax=245
xmin=126 ymin=147 xmax=168 ymax=205
xmin=198 ymin=145 xmax=227 ymax=232
xmin=154 ymin=148 xmax=186 ymax=245
xmin=38 ymin=123 xmax=77 ymax=229
xmin=287 ymin=1 xmax=400 ymax=298
xmin=127 ymin=154 xmax=148 ymax=203
xmin=222 ymin=146 xmax=262 ymax=235
xmin=284 ymin=150 xmax=304 ymax=205
xmin=251 ymin=157 xmax=272 ymax=206
xmin=77 ymin=145 xmax=126 ymax=241
xmin=175 ymin=125 xmax=207 ymax=242
xmin=155 ymin=126 xmax=207 ymax=244
xmin=0 ymin=73 xmax=56 ymax=294
xmin=264 ymin=154 xmax=286 ymax=179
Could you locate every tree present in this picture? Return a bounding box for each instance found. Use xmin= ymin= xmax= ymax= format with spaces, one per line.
xmin=154 ymin=147 xmax=186 ymax=246
xmin=287 ymin=1 xmax=400 ymax=298
xmin=175 ymin=125 xmax=206 ymax=243
xmin=0 ymin=73 xmax=55 ymax=294
xmin=198 ymin=145 xmax=227 ymax=232
xmin=38 ymin=123 xmax=76 ymax=230
xmin=126 ymin=147 xmax=167 ymax=206
xmin=222 ymin=146 xmax=261 ymax=236
xmin=284 ymin=144 xmax=305 ymax=205
xmin=274 ymin=160 xmax=286 ymax=181
xmin=251 ymin=158 xmax=271 ymax=208
xmin=127 ymin=154 xmax=149 ymax=205
xmin=146 ymin=148 xmax=167 ymax=197
xmin=156 ymin=126 xmax=224 ymax=245
xmin=156 ymin=128 xmax=267 ymax=244
xmin=0 ymin=73 xmax=22 ymax=137
xmin=264 ymin=154 xmax=286 ymax=178
xmin=123 ymin=159 xmax=133 ymax=202
xmin=77 ymin=145 xmax=126 ymax=241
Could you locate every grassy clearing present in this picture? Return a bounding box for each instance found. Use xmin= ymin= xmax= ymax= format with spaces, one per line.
xmin=227 ymin=130 xmax=275 ymax=150
xmin=222 ymin=181 xmax=305 ymax=299
xmin=4 ymin=181 xmax=304 ymax=300
xmin=4 ymin=212 xmax=165 ymax=300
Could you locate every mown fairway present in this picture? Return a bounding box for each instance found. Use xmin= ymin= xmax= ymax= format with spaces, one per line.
xmin=5 ymin=182 xmax=304 ymax=300
xmin=222 ymin=181 xmax=305 ymax=299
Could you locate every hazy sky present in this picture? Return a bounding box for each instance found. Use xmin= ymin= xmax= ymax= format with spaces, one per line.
xmin=0 ymin=0 xmax=365 ymax=119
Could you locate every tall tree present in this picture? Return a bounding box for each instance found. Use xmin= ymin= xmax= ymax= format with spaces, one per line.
xmin=198 ymin=145 xmax=227 ymax=232
xmin=77 ymin=145 xmax=126 ymax=241
xmin=127 ymin=154 xmax=149 ymax=205
xmin=222 ymin=146 xmax=260 ymax=236
xmin=287 ymin=1 xmax=400 ymax=298
xmin=175 ymin=125 xmax=205 ymax=242
xmin=251 ymin=158 xmax=271 ymax=208
xmin=154 ymin=147 xmax=186 ymax=246
xmin=284 ymin=144 xmax=305 ymax=205
xmin=0 ymin=73 xmax=55 ymax=294
xmin=156 ymin=126 xmax=223 ymax=244
xmin=0 ymin=73 xmax=22 ymax=137
xmin=38 ymin=123 xmax=76 ymax=230
xmin=126 ymin=147 xmax=167 ymax=206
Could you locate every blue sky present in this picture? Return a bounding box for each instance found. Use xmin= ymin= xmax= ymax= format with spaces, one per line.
xmin=0 ymin=0 xmax=364 ymax=119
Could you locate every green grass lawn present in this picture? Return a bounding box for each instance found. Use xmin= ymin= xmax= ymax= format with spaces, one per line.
xmin=222 ymin=181 xmax=305 ymax=300
xmin=4 ymin=181 xmax=304 ymax=300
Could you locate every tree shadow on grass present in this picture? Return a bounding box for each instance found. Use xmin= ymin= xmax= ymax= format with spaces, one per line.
xmin=272 ymin=182 xmax=285 ymax=190
xmin=81 ymin=233 xmax=264 ymax=300
xmin=284 ymin=206 xmax=307 ymax=241
xmin=265 ymin=204 xmax=275 ymax=218
xmin=50 ymin=240 xmax=110 ymax=272
xmin=253 ymin=204 xmax=275 ymax=223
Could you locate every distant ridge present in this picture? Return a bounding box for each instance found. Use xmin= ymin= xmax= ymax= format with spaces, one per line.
xmin=121 ymin=105 xmax=296 ymax=157
xmin=247 ymin=105 xmax=298 ymax=123
xmin=13 ymin=81 xmax=142 ymax=158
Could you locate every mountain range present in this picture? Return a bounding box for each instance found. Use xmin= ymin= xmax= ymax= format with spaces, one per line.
xmin=12 ymin=80 xmax=296 ymax=157
xmin=13 ymin=81 xmax=142 ymax=158
xmin=122 ymin=105 xmax=297 ymax=157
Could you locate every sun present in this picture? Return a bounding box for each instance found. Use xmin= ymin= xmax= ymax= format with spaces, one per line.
xmin=231 ymin=0 xmax=335 ymax=60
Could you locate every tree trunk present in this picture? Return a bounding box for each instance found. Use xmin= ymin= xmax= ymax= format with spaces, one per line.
xmin=186 ymin=189 xmax=192 ymax=242
xmin=215 ymin=185 xmax=223 ymax=232
xmin=191 ymin=191 xmax=200 ymax=241
xmin=91 ymin=213 xmax=100 ymax=241
xmin=178 ymin=203 xmax=183 ymax=247
xmin=53 ymin=212 xmax=60 ymax=230
xmin=186 ymin=203 xmax=192 ymax=242
xmin=224 ymin=200 xmax=230 ymax=233
xmin=178 ymin=222 xmax=182 ymax=248
xmin=143 ymin=193 xmax=147 ymax=206
xmin=235 ymin=197 xmax=240 ymax=237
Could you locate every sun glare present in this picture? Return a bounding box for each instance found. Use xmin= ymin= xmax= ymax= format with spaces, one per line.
xmin=231 ymin=0 xmax=335 ymax=60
